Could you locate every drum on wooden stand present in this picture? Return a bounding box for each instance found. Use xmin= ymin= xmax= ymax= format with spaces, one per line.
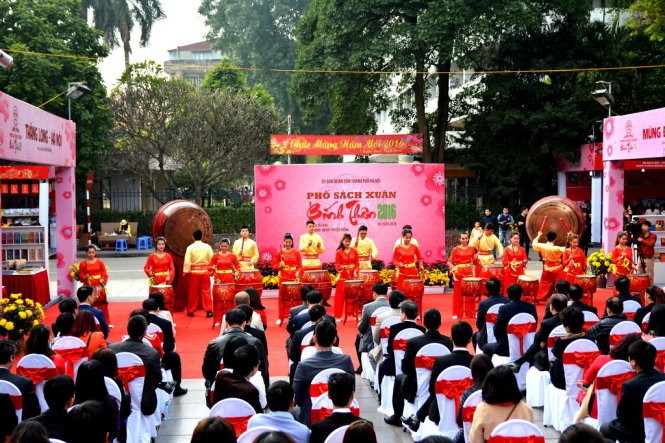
xmin=460 ymin=277 xmax=484 ymax=318
xmin=481 ymin=264 xmax=504 ymax=295
xmin=573 ymin=275 xmax=597 ymax=305
xmin=517 ymin=275 xmax=539 ymax=304
xmin=301 ymin=270 xmax=332 ymax=303
xmin=628 ymin=273 xmax=649 ymax=303
xmin=235 ymin=270 xmax=263 ymax=297
xmin=343 ymin=280 xmax=364 ymax=324
xmin=278 ymin=281 xmax=302 ymax=326
xmin=149 ymin=285 xmax=175 ymax=312
xmin=212 ymin=283 xmax=236 ymax=327
xmin=403 ymin=279 xmax=425 ymax=317
xmin=359 ymin=270 xmax=381 ymax=304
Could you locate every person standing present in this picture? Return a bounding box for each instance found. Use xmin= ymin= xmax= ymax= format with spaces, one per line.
xmin=517 ymin=207 xmax=530 ymax=256
xmin=448 ymin=232 xmax=476 ymax=318
xmin=580 ymin=207 xmax=592 ymax=255
xmin=393 ymin=224 xmax=420 ymax=250
xmin=611 ymin=231 xmax=634 ymax=277
xmin=497 ymin=207 xmax=514 ymax=246
xmin=391 ymin=228 xmax=423 ymax=291
xmin=637 ymin=220 xmax=656 ymax=284
xmin=209 ymin=238 xmax=240 ymax=284
xmin=143 ymin=237 xmax=175 ymax=285
xmin=274 ymin=233 xmax=302 ymax=285
xmin=299 ymin=220 xmax=325 ymax=271
xmin=470 ymin=223 xmax=503 ymax=276
xmin=532 ymin=231 xmax=565 ymax=301
xmin=502 ymin=232 xmax=528 ymax=288
xmin=480 ymin=208 xmax=498 ymax=230
xmin=232 ymin=225 xmax=259 ymax=271
xmin=183 ymin=229 xmax=214 ymax=317
xmin=562 ymin=233 xmax=587 ymax=283
xmin=334 ymin=234 xmax=360 ymax=320
xmin=352 ymin=225 xmax=378 ymax=270
xmin=78 ymin=245 xmax=111 ymax=326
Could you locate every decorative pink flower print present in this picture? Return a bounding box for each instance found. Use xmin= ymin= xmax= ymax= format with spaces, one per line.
xmin=255 ymin=185 xmax=272 ymax=201
xmin=603 ymin=217 xmax=619 ymax=230
xmin=63 ymin=191 xmax=72 ymax=199
xmin=411 ymin=164 xmax=425 ymax=176
xmin=264 ymin=206 xmax=272 ymax=214
xmin=60 ymin=225 xmax=73 ymax=240
xmin=258 ymin=165 xmax=274 ymax=175
xmin=420 ymin=195 xmax=432 ymax=206
xmin=616 ymin=190 xmax=624 ymax=205
xmin=425 ymin=250 xmax=433 ymax=258
xmin=604 ymin=118 xmax=614 ymax=139
xmin=56 ymin=252 xmax=66 ymax=268
xmin=260 ymin=252 xmax=273 ymax=263
xmin=274 ymin=180 xmax=286 ymax=191
xmin=425 ymin=169 xmax=445 ymax=191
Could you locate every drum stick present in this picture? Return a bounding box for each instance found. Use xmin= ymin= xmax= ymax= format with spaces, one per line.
xmin=539 ymin=216 xmax=548 ymax=233
xmin=560 ymin=218 xmax=571 ymax=233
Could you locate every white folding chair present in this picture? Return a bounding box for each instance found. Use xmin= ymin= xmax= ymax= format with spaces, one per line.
xmin=300 ymin=330 xmax=314 ymax=351
xmin=582 ymin=311 xmax=600 ymax=332
xmin=557 ymin=339 xmax=599 ymax=431
xmin=52 ymin=336 xmax=88 ymax=381
xmin=489 ymin=419 xmax=544 ymax=441
xmin=588 ymin=360 xmax=635 ymax=429
xmin=361 ymin=306 xmax=391 ymax=381
xmin=623 ymin=300 xmax=641 ymax=320
xmin=527 ymin=325 xmax=565 ymax=408
xmin=462 ymin=390 xmax=483 ymax=443
xmin=651 ymin=337 xmax=665 ymax=372
xmin=609 ymin=321 xmax=641 ymax=351
xmin=237 ymin=425 xmax=279 ymax=443
xmin=643 ymin=381 xmax=665 ymax=443
xmin=642 ymin=312 xmax=652 ymax=333
xmin=145 ymin=323 xmax=165 ymax=357
xmin=301 ymin=346 xmax=343 ymax=361
xmin=394 ymin=328 xmax=424 ymax=377
xmin=0 ymin=380 xmax=22 ymax=422
xmin=209 ymin=397 xmax=256 ymax=438
xmin=376 ymin=316 xmax=402 ymax=416
xmin=116 ymin=352 xmax=152 ymax=443
xmin=16 ymin=353 xmax=58 ymax=413
xmin=104 ymin=376 xmax=122 ymax=406
xmin=485 ymin=303 xmax=504 ymax=345
xmin=413 ymin=343 xmax=450 ymax=411
xmin=493 ymin=312 xmax=536 ymax=391
xmin=310 ymin=368 xmax=360 ymax=423
xmin=432 ymin=365 xmax=473 ymax=440
xmin=324 ymin=425 xmax=350 ymax=443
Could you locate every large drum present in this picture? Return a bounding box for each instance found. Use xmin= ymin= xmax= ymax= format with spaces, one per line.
xmin=343 ymin=280 xmax=365 ymax=323
xmin=301 ymin=270 xmax=332 ymax=303
xmin=573 ymin=275 xmax=597 ymax=295
xmin=359 ymin=269 xmax=381 ymax=303
xmin=149 ymin=284 xmax=175 ymax=312
xmin=235 ymin=270 xmax=263 ymax=297
xmin=278 ymin=281 xmax=303 ymax=326
xmin=628 ymin=273 xmax=650 ymax=293
xmin=460 ymin=277 xmax=484 ymax=297
xmin=212 ymin=283 xmax=236 ymax=326
xmin=481 ymin=264 xmax=504 ymax=294
xmin=526 ymin=196 xmax=585 ymax=246
xmin=517 ymin=275 xmax=539 ymax=303
xmin=403 ymin=279 xmax=425 ymax=316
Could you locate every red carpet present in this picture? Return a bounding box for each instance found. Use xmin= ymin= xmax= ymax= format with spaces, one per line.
xmin=43 ymin=288 xmax=613 ymax=379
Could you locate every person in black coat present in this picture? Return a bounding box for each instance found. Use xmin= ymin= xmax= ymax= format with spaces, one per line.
xmin=286 ymin=285 xmax=314 ymax=334
xmin=586 ymin=296 xmax=628 ymax=354
xmin=614 ymin=275 xmax=643 ymax=307
xmin=542 ymin=280 xmax=571 ymax=320
xmin=634 ymin=285 xmax=664 ymax=327
xmin=310 ymin=373 xmax=366 ymax=443
xmin=143 ymin=298 xmax=187 ymax=397
xmin=0 ymin=339 xmax=40 ymax=420
xmin=514 ymin=293 xmax=567 ymax=370
xmin=290 ymin=291 xmax=336 ymax=334
xmin=212 ymin=345 xmax=262 ymax=412
xmin=601 ymin=340 xmax=665 ymax=443
xmin=473 ymin=278 xmax=508 ymax=349
xmin=27 ymin=375 xmax=74 ymax=441
xmin=288 ymin=305 xmax=326 ymax=383
xmin=568 ymin=284 xmax=598 ymax=316
xmin=77 ymin=286 xmax=109 ymax=339
xmin=237 ymin=304 xmax=270 ymax=356
xmin=384 ymin=308 xmax=453 ymax=426
xmin=550 ymin=307 xmax=589 ymax=389
xmin=0 ymin=392 xmax=17 ymax=441
xmin=483 ymin=284 xmax=538 ymax=358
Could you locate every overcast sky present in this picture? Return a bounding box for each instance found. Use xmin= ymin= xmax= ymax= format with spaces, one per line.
xmin=98 ymin=0 xmax=209 ymax=90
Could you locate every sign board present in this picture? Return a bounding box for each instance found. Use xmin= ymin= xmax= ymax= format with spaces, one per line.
xmin=270 ymin=134 xmax=423 ymax=156
xmin=603 ymin=107 xmax=665 ymax=161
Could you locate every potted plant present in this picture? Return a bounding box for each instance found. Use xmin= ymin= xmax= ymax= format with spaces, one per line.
xmin=587 ymin=250 xmax=616 ymax=288
xmin=0 ymin=293 xmax=45 ymax=353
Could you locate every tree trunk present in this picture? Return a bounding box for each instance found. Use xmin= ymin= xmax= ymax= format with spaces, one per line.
xmin=123 ymin=43 xmax=131 ymax=68
xmin=433 ymin=59 xmax=452 ymax=164
xmin=413 ymin=66 xmax=431 ymax=163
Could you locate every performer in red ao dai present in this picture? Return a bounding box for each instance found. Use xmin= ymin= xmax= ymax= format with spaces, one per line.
xmin=273 ymin=233 xmax=302 ymax=284
xmin=143 ymin=237 xmax=175 ymax=285
xmin=448 ymin=232 xmax=476 ymax=318
xmin=79 ymin=244 xmax=111 ymax=324
xmin=562 ymin=233 xmax=587 ymax=283
xmin=611 ymin=231 xmax=634 ymax=277
xmin=392 ymin=228 xmax=424 ymax=291
xmin=334 ymin=233 xmax=360 ymax=319
xmin=503 ymin=232 xmax=528 ymax=288
xmin=208 ymin=238 xmax=240 ymax=284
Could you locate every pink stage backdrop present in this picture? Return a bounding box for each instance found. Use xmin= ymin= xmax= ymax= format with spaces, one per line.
xmin=254 ymin=163 xmax=446 ymax=265
xmin=603 ymin=108 xmax=665 ymax=161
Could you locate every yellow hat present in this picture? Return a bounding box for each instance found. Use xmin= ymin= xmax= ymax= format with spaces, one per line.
xmin=120 ymin=219 xmax=128 ymax=225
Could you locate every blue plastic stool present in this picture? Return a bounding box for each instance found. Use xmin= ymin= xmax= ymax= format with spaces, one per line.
xmin=137 ymin=236 xmax=151 ymax=250
xmin=115 ymin=238 xmax=128 ymax=252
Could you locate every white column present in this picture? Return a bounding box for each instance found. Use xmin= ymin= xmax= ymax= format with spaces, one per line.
xmin=557 ymin=171 xmax=567 ymax=197
xmin=591 ymin=173 xmax=602 ymax=244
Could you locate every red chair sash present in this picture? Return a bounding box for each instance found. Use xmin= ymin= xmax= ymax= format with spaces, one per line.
xmin=311 ymin=407 xmax=361 ymax=423
xmin=310 ymin=382 xmax=328 ymax=398
xmin=547 ymin=336 xmax=559 ymax=349
xmin=562 ymin=350 xmax=600 ymax=370
xmin=643 ymin=401 xmax=665 ymax=443
xmin=489 ymin=436 xmax=545 ymax=443
xmin=462 ymin=405 xmax=477 ymax=422
xmin=9 ymin=394 xmax=22 ymax=410
xmin=16 ymin=366 xmax=58 ymax=385
xmin=117 ymin=364 xmax=146 ymax=392
xmin=609 ymin=332 xmax=640 ymax=347
xmin=415 ymin=355 xmax=437 ymax=370
xmin=486 ymin=313 xmax=498 ymax=324
xmin=596 ymin=371 xmax=635 ymax=401
xmin=380 ymin=328 xmax=390 ymax=339
xmin=436 ymin=377 xmax=473 ymax=412
xmin=394 ymin=339 xmax=408 ymax=351
xmin=54 ymin=347 xmax=87 ymax=378
xmin=655 ymin=350 xmax=665 ymax=372
xmin=582 ymin=321 xmax=598 ymax=332
xmin=624 ymin=311 xmax=636 ymax=320
xmin=370 ymin=317 xmax=378 ymax=326
xmin=145 ymin=333 xmax=164 ymax=357
xmin=224 ymin=415 xmax=252 ymax=437
xmin=507 ymin=322 xmax=536 ymax=354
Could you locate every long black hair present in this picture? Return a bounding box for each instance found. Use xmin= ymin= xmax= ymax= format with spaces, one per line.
xmin=336 ymin=233 xmax=352 ymax=251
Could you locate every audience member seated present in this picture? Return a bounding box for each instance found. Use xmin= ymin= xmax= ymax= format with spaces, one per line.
xmin=291 ymin=290 xmax=335 ymax=334
xmin=378 ymin=300 xmax=425 ymax=385
xmin=255 ymin=431 xmax=294 ymax=443
xmin=635 ymin=285 xmax=664 ymax=326
xmin=343 ymin=420 xmax=377 ymax=443
xmin=191 ymin=417 xmax=237 ymax=443
xmin=24 ymin=324 xmax=65 ymax=374
xmin=70 ymin=310 xmax=107 ymax=358
xmin=482 ymin=284 xmax=538 ymax=358
xmin=237 ymin=304 xmax=269 ymax=363
xmin=286 ymin=285 xmax=314 ymax=334
xmin=247 ymin=287 xmax=268 ymax=328
xmin=202 ymin=308 xmax=269 ymax=391
xmin=614 ymin=276 xmax=643 ymax=306
xmin=77 ymin=285 xmax=109 ymax=339
xmin=356 ymin=282 xmax=390 ymax=373
xmin=247 ymin=380 xmax=311 ymax=443
xmin=452 ymin=355 xmax=494 ymax=443
xmin=289 ymin=305 xmax=327 ymax=382
xmin=148 ymin=291 xmax=176 ymax=335
xmin=0 ymin=392 xmax=17 ymax=441
xmin=386 ymin=309 xmax=453 ymax=427
xmin=600 ymin=340 xmax=665 ymax=442
xmin=550 ymin=307 xmax=588 ymax=390
xmin=0 ymin=339 xmax=40 ymax=419
xmin=7 ymin=421 xmax=49 ymax=443
xmin=27 ymin=375 xmax=74 ymax=441
xmin=109 ymin=315 xmax=162 ymax=416
xmin=218 ymin=335 xmax=266 ymax=409
xmin=66 ymin=400 xmax=113 ymax=443
xmin=543 ymin=280 xmax=571 ymax=320
xmin=473 ymin=278 xmax=508 ymax=349
xmin=648 ymin=303 xmax=665 ymax=336
xmin=568 ymin=284 xmax=598 ymax=315
xmin=559 ymin=423 xmax=605 ymax=443
xmin=370 ymin=290 xmax=406 ymax=365
xmin=91 ymin=348 xmax=131 ymax=439
xmin=143 ymin=298 xmax=188 ymax=396
xmin=52 ymin=313 xmax=75 ymax=345
xmin=513 ymin=293 xmax=567 ymax=371
xmin=73 ymin=360 xmax=120 ymax=440
xmin=212 ymin=344 xmax=262 ymax=412
xmin=294 ymin=320 xmax=354 ymax=425
xmin=586 ymin=296 xmax=627 ymax=354
xmin=51 ymin=298 xmax=78 ymax=337
xmin=310 ymin=372 xmax=366 ymax=443
xmin=468 ymin=365 xmax=534 ymax=443
xmin=219 ymin=291 xmax=265 ymax=331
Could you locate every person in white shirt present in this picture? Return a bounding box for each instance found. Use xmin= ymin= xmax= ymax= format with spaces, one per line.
xmin=247 ymin=381 xmax=310 ymax=443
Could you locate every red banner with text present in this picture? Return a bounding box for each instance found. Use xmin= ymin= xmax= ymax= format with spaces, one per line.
xmin=270 ymin=134 xmax=423 ymax=156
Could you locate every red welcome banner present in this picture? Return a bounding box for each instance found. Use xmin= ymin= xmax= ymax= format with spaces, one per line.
xmin=0 ymin=166 xmax=50 ymax=180
xmin=270 ymin=134 xmax=423 ymax=156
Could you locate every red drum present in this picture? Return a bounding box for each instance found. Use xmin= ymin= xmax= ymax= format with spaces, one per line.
xmin=517 ymin=275 xmax=539 ymax=303
xmin=359 ymin=270 xmax=381 ymax=303
xmin=149 ymin=284 xmax=175 ymax=312
xmin=628 ymin=273 xmax=649 ymax=292
xmin=212 ymin=283 xmax=236 ymax=327
xmin=91 ymin=285 xmax=107 ymax=303
xmin=301 ymin=270 xmax=332 ymax=303
xmin=481 ymin=264 xmax=505 ymax=282
xmin=343 ymin=280 xmax=364 ymax=324
xmin=460 ymin=277 xmax=483 ymax=318
xmin=573 ymin=275 xmax=598 ymax=305
xmin=403 ymin=279 xmax=425 ymax=316
xmin=278 ymin=281 xmax=302 ymax=326
xmin=235 ymin=270 xmax=263 ymax=297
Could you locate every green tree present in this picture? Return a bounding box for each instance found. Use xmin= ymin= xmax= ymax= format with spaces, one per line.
xmin=626 ymin=0 xmax=665 ymax=41
xmin=81 ymin=0 xmax=165 ymax=67
xmin=0 ymin=0 xmax=111 ymax=180
xmin=203 ymin=58 xmax=275 ymax=107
